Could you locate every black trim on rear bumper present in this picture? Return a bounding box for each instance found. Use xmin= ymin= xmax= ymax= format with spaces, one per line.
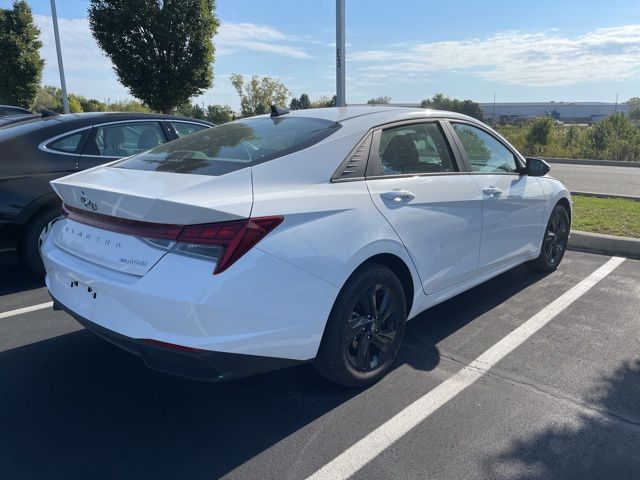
xmin=51 ymin=296 xmax=305 ymax=382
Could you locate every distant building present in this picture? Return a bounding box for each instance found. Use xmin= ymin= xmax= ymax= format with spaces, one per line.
xmin=478 ymin=102 xmax=629 ymax=124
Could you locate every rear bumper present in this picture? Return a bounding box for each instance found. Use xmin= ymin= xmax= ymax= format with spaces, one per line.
xmin=52 ymin=295 xmax=303 ymax=382
xmin=41 ymin=218 xmax=338 ymax=361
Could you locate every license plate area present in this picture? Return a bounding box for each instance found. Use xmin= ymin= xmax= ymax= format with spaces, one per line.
xmin=66 ymin=277 xmax=99 ymax=317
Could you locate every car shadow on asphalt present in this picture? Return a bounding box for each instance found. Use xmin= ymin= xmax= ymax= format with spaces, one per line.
xmin=481 ymin=358 xmax=640 ymax=479
xmin=0 ymin=257 xmax=45 ymax=296
xmin=0 ymin=266 xmax=549 ymax=479
xmin=399 ymin=265 xmax=550 ymax=371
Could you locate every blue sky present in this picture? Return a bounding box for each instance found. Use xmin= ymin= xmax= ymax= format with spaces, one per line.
xmin=3 ymin=0 xmax=640 ymax=109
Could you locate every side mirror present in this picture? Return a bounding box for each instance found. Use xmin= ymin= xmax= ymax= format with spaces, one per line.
xmin=525 ymin=157 xmax=550 ymax=177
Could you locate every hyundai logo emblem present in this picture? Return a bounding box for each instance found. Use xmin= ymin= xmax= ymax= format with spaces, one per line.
xmin=80 ymin=190 xmax=98 ymax=211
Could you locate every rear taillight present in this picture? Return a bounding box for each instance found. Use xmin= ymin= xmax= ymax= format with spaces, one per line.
xmin=63 ymin=204 xmax=282 ymax=274
xmin=176 ymin=216 xmax=283 ymax=274
xmin=63 ymin=204 xmax=183 ymax=240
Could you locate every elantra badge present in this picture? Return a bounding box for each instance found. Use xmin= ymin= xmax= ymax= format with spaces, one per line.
xmin=80 ymin=190 xmax=98 ymax=211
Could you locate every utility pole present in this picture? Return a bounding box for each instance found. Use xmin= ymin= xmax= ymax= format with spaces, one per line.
xmin=50 ymin=0 xmax=69 ymax=114
xmin=336 ymin=0 xmax=346 ymax=107
xmin=615 ymin=92 xmax=619 ymax=113
xmin=492 ymin=92 xmax=496 ymax=124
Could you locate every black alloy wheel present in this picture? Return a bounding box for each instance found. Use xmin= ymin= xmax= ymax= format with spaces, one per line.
xmin=542 ymin=207 xmax=569 ymax=266
xmin=526 ymin=204 xmax=570 ymax=273
xmin=314 ymin=263 xmax=407 ymax=387
xmin=346 ymin=283 xmax=401 ymax=372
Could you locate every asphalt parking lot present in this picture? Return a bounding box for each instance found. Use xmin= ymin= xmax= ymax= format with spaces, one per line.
xmin=1 ymin=250 xmax=639 ymax=480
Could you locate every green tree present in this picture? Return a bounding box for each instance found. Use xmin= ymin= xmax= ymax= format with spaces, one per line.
xmin=367 ymin=96 xmax=391 ymax=104
xmin=176 ymin=101 xmax=205 ymax=119
xmin=88 ymin=0 xmax=218 ymax=113
xmin=527 ymin=116 xmax=554 ymax=147
xmin=34 ymin=85 xmax=63 ymax=112
xmin=289 ymin=93 xmax=311 ymax=110
xmin=298 ymin=93 xmax=311 ymax=109
xmin=421 ymin=93 xmax=484 ymax=121
xmin=67 ymin=94 xmax=84 ymax=113
xmin=0 ymin=0 xmax=44 ymax=109
xmin=587 ymin=113 xmax=640 ymax=161
xmin=79 ymin=97 xmax=108 ymax=112
xmin=230 ymin=74 xmax=290 ymax=117
xmin=107 ymin=99 xmax=151 ymax=112
xmin=205 ymin=104 xmax=233 ymax=124
xmin=311 ymin=95 xmax=336 ymax=108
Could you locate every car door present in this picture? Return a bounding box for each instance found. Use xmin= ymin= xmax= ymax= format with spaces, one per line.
xmin=448 ymin=121 xmax=546 ymax=271
xmin=79 ymin=120 xmax=167 ymax=169
xmin=366 ymin=120 xmax=484 ymax=295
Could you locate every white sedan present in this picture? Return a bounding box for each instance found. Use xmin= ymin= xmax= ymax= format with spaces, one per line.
xmin=41 ymin=106 xmax=571 ymax=387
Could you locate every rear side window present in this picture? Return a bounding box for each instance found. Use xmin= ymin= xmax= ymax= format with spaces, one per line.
xmin=171 ymin=121 xmax=209 ymax=137
xmin=47 ymin=132 xmax=84 ymax=153
xmin=90 ymin=122 xmax=165 ymax=157
xmin=378 ymin=122 xmax=456 ymax=175
xmin=115 ymin=116 xmax=341 ymax=176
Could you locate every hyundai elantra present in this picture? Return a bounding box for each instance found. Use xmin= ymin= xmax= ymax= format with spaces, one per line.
xmin=41 ymin=106 xmax=571 ymax=387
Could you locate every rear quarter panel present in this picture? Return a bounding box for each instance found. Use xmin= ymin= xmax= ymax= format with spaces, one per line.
xmin=250 ymin=133 xmax=424 ymax=319
xmin=1 ymin=132 xmax=77 ymax=230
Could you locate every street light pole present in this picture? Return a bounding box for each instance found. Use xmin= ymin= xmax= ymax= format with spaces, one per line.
xmin=492 ymin=92 xmax=496 ymax=124
xmin=50 ymin=0 xmax=69 ymax=114
xmin=336 ymin=0 xmax=345 ymax=107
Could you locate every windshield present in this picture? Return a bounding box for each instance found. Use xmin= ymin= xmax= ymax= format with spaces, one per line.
xmin=114 ymin=116 xmax=340 ymax=176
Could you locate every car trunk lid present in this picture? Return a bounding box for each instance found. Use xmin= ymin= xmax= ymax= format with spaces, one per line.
xmin=49 ymin=166 xmax=253 ymax=275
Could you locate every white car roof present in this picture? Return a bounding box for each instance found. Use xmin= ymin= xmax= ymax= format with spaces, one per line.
xmin=280 ymin=106 xmax=480 ymax=129
xmin=257 ymin=106 xmax=485 ymax=148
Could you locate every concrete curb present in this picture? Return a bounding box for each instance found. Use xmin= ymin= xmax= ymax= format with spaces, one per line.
xmin=571 ymin=191 xmax=640 ymax=202
xmin=545 ymin=157 xmax=640 ymax=168
xmin=568 ymin=230 xmax=640 ymax=259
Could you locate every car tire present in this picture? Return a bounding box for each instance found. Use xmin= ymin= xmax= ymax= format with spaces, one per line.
xmin=19 ymin=205 xmax=62 ymax=276
xmin=526 ymin=204 xmax=570 ymax=273
xmin=314 ymin=263 xmax=407 ymax=388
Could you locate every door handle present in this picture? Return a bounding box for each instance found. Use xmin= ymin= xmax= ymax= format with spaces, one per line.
xmin=380 ymin=190 xmax=416 ymax=203
xmin=482 ymin=186 xmax=503 ymax=197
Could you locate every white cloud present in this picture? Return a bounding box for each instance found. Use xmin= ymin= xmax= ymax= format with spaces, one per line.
xmin=34 ymin=14 xmax=129 ymax=100
xmin=215 ymin=22 xmax=310 ymax=58
xmin=350 ymin=26 xmax=640 ymax=86
xmin=33 ymin=15 xmax=310 ymax=101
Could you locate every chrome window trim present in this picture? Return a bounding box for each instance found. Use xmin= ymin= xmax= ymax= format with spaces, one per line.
xmin=38 ymin=126 xmax=92 ymax=157
xmin=169 ymin=120 xmax=213 ymax=128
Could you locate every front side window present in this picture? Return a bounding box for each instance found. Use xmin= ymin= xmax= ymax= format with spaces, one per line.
xmin=115 ymin=116 xmax=340 ymax=176
xmin=171 ymin=122 xmax=209 ymax=138
xmin=47 ymin=132 xmax=84 ymax=153
xmin=93 ymin=122 xmax=165 ymax=157
xmin=377 ymin=122 xmax=455 ymax=175
xmin=452 ymin=123 xmax=519 ymax=173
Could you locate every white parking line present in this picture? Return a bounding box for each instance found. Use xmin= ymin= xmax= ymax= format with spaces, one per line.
xmin=307 ymin=256 xmax=626 ymax=480
xmin=0 ymin=302 xmax=53 ymax=320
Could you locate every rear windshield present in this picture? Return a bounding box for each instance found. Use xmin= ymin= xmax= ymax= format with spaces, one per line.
xmin=114 ymin=116 xmax=340 ymax=176
xmin=0 ymin=116 xmax=58 ymax=141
